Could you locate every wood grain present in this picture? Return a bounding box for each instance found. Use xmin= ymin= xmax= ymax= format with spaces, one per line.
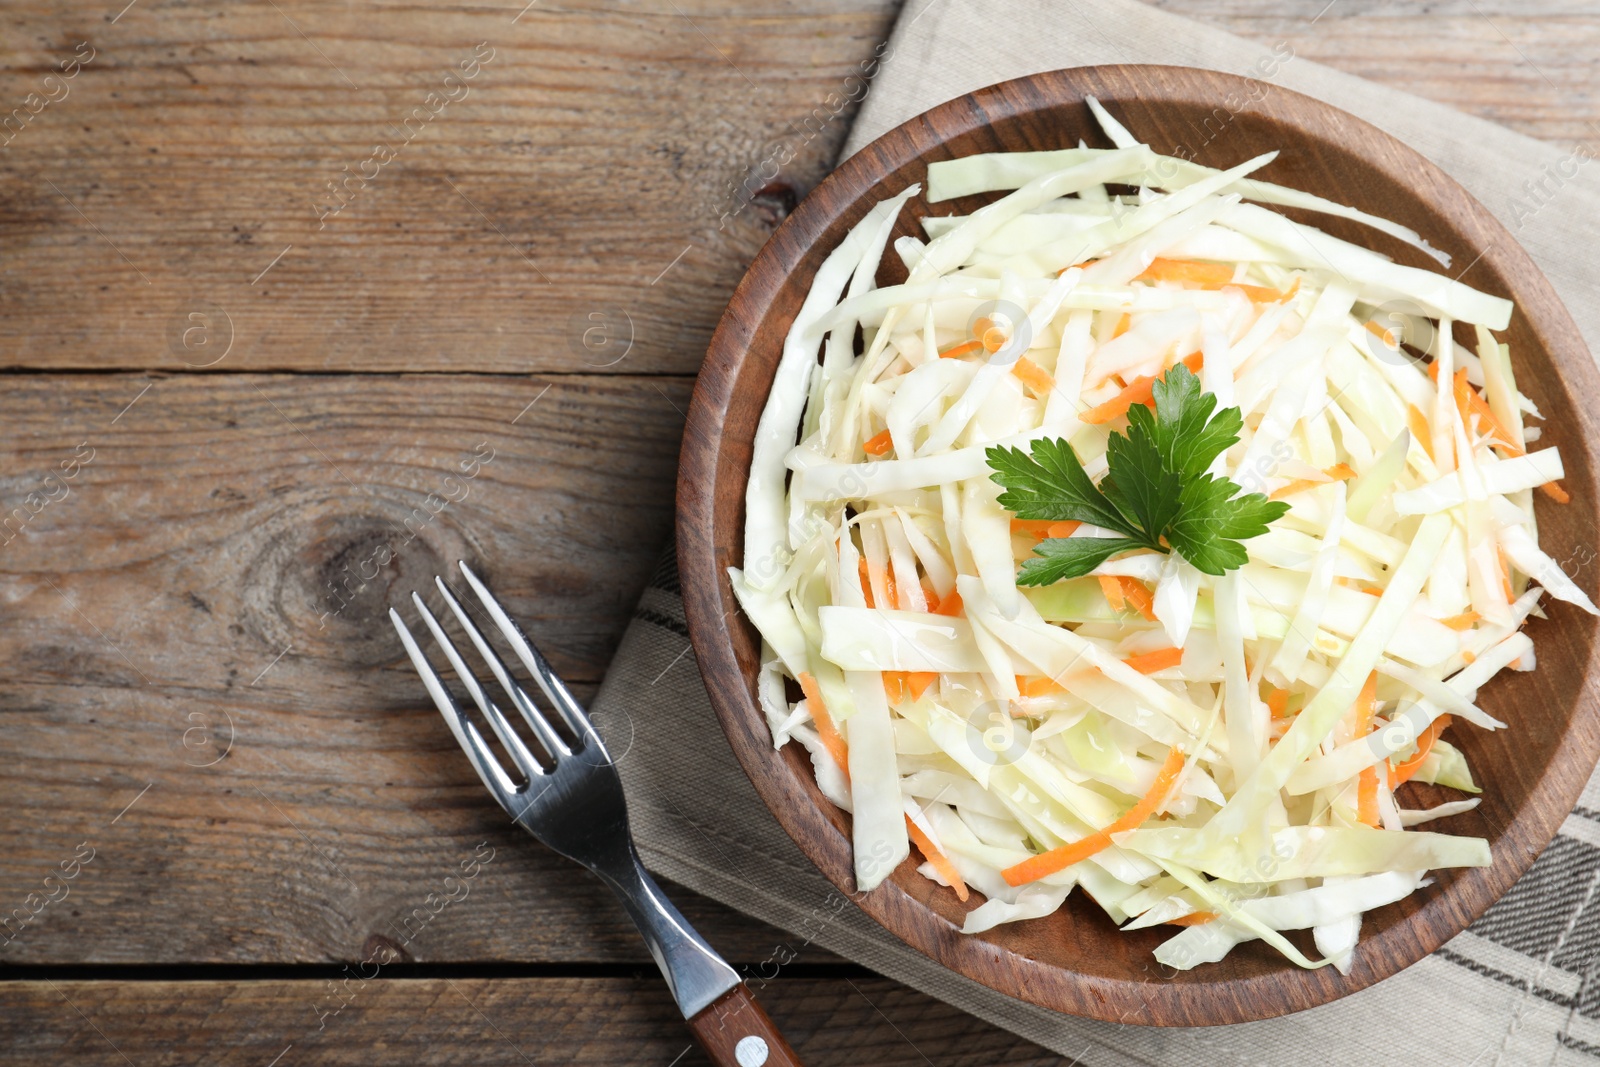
xmin=0 ymin=977 xmax=1068 ymax=1067
xmin=1155 ymin=1 xmax=1600 ymax=146
xmin=0 ymin=372 xmax=688 ymax=690
xmin=0 ymin=0 xmax=1597 ymax=1062
xmin=0 ymin=0 xmax=901 ymax=375
xmin=0 ymin=370 xmax=818 ymax=966
xmin=679 ymin=64 xmax=1600 ymax=1025
xmin=687 ymin=984 xmax=804 ymax=1067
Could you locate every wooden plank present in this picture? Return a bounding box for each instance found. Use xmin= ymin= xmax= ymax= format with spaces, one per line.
xmin=1156 ymin=0 xmax=1600 ymax=145
xmin=0 ymin=977 xmax=1065 ymax=1067
xmin=0 ymin=679 xmax=827 ymax=966
xmin=0 ymin=2 xmax=1592 ymax=1057
xmin=0 ymin=371 xmax=821 ymax=965
xmin=1 ymin=1 xmax=1589 ymax=377
xmin=0 ymin=0 xmax=902 ymax=375
xmin=0 ymin=372 xmax=687 ymax=689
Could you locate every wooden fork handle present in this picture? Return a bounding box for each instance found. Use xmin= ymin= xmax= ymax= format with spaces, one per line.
xmin=686 ymin=983 xmax=803 ymax=1066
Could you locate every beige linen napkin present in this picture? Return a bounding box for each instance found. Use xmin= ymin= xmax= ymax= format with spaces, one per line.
xmin=593 ymin=3 xmax=1600 ymax=1063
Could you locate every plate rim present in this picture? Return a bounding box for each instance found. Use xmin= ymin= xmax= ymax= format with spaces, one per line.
xmin=676 ymin=62 xmax=1600 ymax=1025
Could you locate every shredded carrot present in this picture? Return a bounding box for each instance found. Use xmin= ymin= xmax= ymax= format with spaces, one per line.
xmin=1123 ymin=647 xmax=1183 ymax=674
xmin=882 ymin=671 xmax=908 ymax=705
xmin=1540 ymin=480 xmax=1572 ymax=504
xmin=1440 ymin=611 xmax=1480 ymax=631
xmin=1099 ymin=575 xmax=1127 ymax=613
xmin=1461 ymin=649 xmax=1477 ymax=665
xmin=981 ymin=325 xmax=1008 ymax=353
xmin=1225 ymin=276 xmax=1300 ymax=304
xmin=1354 ymin=672 xmax=1380 ymax=827
xmin=1407 ymin=405 xmax=1435 ymax=462
xmin=1011 ymin=519 xmax=1055 ymax=540
xmin=1133 ymin=258 xmax=1235 ymax=288
xmin=1269 ymin=478 xmax=1323 ymax=501
xmin=904 ymin=671 xmax=938 ymax=701
xmin=931 ymin=590 xmax=963 ymax=617
xmin=798 ymin=672 xmax=849 ymax=781
xmin=1119 ymin=578 xmax=1158 ymax=622
xmin=863 ymin=429 xmax=893 ymax=456
xmin=1357 ymin=767 xmax=1381 ymax=827
xmin=1165 ymin=910 xmax=1218 ymax=927
xmin=1016 ymin=675 xmax=1067 ymax=698
xmin=1081 ymin=352 xmax=1204 ymax=424
xmin=1449 ymin=367 xmax=1522 ymax=454
xmin=904 ymin=815 xmax=970 ymax=902
xmin=1365 ymin=319 xmax=1399 ymax=351
xmin=1338 ymin=579 xmax=1383 ymax=597
xmin=1495 ymin=545 xmax=1515 ymax=601
xmin=1354 ymin=671 xmax=1378 ymax=727
xmin=1012 ymin=356 xmax=1055 ymax=396
xmin=856 ymin=559 xmax=898 ymax=609
xmin=939 ymin=339 xmax=983 ymax=360
xmin=1111 ymin=312 xmax=1131 ymax=339
xmin=1265 ymin=685 xmax=1290 ymax=720
xmin=1047 ymin=520 xmax=1082 ymax=539
xmin=1225 ymin=283 xmax=1279 ymax=302
xmin=1391 ymin=714 xmax=1453 ymax=786
xmin=1002 ymin=746 xmax=1186 ymax=886
xmin=1269 ymin=462 xmax=1357 ymax=498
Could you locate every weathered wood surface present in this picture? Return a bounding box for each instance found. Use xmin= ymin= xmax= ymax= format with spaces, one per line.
xmin=0 ymin=372 xmax=690 ymax=693
xmin=0 ymin=372 xmax=827 ymax=966
xmin=1155 ymin=1 xmax=1600 ymax=147
xmin=0 ymin=977 xmax=1069 ymax=1067
xmin=0 ymin=0 xmax=901 ymax=375
xmin=0 ymin=0 xmax=1595 ymax=1061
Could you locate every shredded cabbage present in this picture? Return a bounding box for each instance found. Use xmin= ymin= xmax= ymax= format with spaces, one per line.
xmin=733 ymin=99 xmax=1591 ymax=972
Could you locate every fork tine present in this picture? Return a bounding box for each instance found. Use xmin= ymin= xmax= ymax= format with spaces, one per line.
xmin=456 ymin=562 xmax=601 ymax=750
xmin=410 ymin=592 xmax=546 ymax=779
xmin=432 ymin=577 xmax=570 ymax=760
xmin=388 ymin=607 xmax=518 ymax=805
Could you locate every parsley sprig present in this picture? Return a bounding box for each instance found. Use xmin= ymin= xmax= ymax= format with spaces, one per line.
xmin=986 ymin=364 xmax=1289 ymax=585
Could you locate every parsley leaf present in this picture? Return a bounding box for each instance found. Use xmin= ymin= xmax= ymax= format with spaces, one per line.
xmin=1166 ymin=473 xmax=1288 ymax=575
xmin=1017 ymin=537 xmax=1141 ymax=586
xmin=988 ymin=438 xmax=1141 ymax=537
xmin=1102 ymin=407 xmax=1182 ymax=540
xmin=986 ymin=363 xmax=1288 ymax=584
xmin=1139 ymin=364 xmax=1243 ymax=479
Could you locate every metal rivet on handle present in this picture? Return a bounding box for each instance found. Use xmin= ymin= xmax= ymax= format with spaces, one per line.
xmin=734 ymin=1035 xmax=770 ymax=1066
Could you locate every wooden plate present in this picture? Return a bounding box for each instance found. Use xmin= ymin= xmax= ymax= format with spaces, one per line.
xmin=676 ymin=65 xmax=1600 ymax=1025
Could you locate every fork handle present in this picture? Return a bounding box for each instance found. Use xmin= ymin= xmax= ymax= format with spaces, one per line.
xmin=687 ymin=983 xmax=804 ymax=1067
xmin=595 ymin=851 xmax=804 ymax=1064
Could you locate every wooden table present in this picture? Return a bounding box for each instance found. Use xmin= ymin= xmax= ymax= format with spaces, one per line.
xmin=0 ymin=1 xmax=1592 ymax=1062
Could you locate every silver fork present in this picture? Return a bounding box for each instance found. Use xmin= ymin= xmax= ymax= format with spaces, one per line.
xmin=390 ymin=562 xmax=801 ymax=1067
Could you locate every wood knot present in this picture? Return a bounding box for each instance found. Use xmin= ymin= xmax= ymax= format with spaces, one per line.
xmin=363 ymin=932 xmax=412 ymax=966
xmin=239 ymin=502 xmax=482 ymax=668
xmin=750 ymin=181 xmax=796 ymax=227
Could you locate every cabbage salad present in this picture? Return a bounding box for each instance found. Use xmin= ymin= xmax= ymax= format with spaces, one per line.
xmin=730 ymin=98 xmax=1595 ymax=972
